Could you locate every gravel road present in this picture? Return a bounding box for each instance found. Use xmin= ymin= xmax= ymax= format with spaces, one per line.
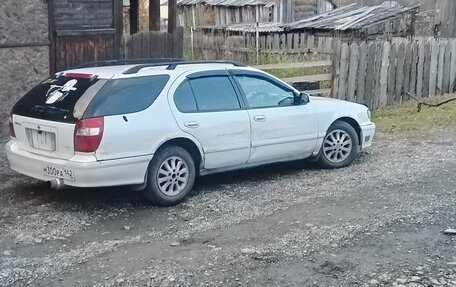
xmin=0 ymin=127 xmax=455 ymax=287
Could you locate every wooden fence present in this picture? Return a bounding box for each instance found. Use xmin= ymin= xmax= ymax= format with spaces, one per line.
xmin=332 ymin=38 xmax=456 ymax=109
xmin=125 ymin=28 xmax=184 ymax=59
xmin=185 ymin=29 xmax=334 ymax=65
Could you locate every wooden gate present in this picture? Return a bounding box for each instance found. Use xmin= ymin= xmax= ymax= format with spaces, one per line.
xmin=48 ymin=0 xmax=123 ymax=73
xmin=125 ymin=28 xmax=184 ymax=59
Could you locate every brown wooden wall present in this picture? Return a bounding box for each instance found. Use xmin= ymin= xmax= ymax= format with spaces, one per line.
xmin=49 ymin=0 xmax=123 ymax=72
xmin=53 ymin=0 xmax=114 ymax=29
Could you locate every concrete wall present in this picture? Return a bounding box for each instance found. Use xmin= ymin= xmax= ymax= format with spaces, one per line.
xmin=0 ymin=0 xmax=49 ymax=141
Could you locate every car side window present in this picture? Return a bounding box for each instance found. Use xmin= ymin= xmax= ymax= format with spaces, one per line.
xmin=174 ymin=81 xmax=197 ymax=112
xmin=85 ymin=75 xmax=169 ymax=117
xmin=188 ymin=76 xmax=240 ymax=112
xmin=235 ymin=75 xmax=295 ymax=109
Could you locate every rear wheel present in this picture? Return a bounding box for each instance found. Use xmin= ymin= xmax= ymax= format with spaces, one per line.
xmin=317 ymin=121 xmax=359 ymax=169
xmin=143 ymin=146 xmax=196 ymax=206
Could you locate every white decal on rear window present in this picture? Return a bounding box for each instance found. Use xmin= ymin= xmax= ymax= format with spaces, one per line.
xmin=45 ymin=79 xmax=78 ymax=104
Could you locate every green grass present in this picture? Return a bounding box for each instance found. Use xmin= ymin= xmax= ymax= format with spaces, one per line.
xmin=372 ymin=95 xmax=456 ymax=133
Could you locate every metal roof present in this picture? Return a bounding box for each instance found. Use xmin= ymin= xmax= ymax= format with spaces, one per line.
xmin=224 ymin=22 xmax=284 ymax=32
xmin=177 ymin=0 xmax=279 ymax=7
xmin=286 ymin=2 xmax=419 ymax=31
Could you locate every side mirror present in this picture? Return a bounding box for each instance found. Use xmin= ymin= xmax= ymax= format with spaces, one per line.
xmin=301 ymin=92 xmax=310 ymax=104
xmin=294 ymin=92 xmax=310 ymax=105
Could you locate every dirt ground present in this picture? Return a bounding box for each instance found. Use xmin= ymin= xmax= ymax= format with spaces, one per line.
xmin=0 ymin=127 xmax=455 ymax=287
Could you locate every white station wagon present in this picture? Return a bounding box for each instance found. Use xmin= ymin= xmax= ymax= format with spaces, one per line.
xmin=6 ymin=60 xmax=375 ymax=206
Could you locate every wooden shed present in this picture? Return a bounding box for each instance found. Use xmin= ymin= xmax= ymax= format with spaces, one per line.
xmin=177 ymin=0 xmax=294 ymax=27
xmin=285 ymin=2 xmax=419 ymax=39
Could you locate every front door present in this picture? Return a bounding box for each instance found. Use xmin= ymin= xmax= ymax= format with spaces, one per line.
xmin=170 ymin=71 xmax=250 ymax=169
xmin=232 ymin=73 xmax=319 ymax=164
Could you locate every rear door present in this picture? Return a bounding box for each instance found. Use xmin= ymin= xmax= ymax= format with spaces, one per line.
xmin=11 ymin=73 xmax=107 ymax=159
xmin=169 ymin=71 xmax=250 ymax=169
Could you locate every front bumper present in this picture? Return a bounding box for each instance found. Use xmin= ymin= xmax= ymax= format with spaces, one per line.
xmin=360 ymin=123 xmax=376 ymax=150
xmin=5 ymin=140 xmax=152 ymax=188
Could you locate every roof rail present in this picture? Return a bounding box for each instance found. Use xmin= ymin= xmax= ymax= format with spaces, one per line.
xmin=75 ymin=58 xmax=183 ymax=68
xmin=122 ymin=60 xmax=247 ymax=75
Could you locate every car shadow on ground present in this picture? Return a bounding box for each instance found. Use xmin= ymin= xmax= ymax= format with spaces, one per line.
xmin=4 ymin=153 xmax=368 ymax=209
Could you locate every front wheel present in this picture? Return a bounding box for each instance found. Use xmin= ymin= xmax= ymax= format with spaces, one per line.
xmin=143 ymin=146 xmax=196 ymax=206
xmin=317 ymin=121 xmax=359 ymax=169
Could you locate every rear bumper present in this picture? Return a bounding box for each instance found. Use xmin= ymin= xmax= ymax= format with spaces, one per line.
xmin=360 ymin=123 xmax=376 ymax=150
xmin=5 ymin=140 xmax=152 ymax=188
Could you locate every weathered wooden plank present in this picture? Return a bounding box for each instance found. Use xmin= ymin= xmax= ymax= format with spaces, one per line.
xmin=429 ymin=40 xmax=440 ymax=97
xmin=283 ymin=74 xmax=332 ymax=83
xmin=300 ymin=33 xmax=306 ymax=49
xmin=422 ymin=42 xmax=431 ymax=97
xmin=450 ymin=39 xmax=456 ymax=93
xmin=443 ymin=41 xmax=452 ymax=93
xmin=273 ymin=34 xmax=280 ymax=49
xmin=255 ymin=60 xmax=332 ymax=70
xmin=415 ymin=40 xmax=425 ymax=98
xmin=437 ymin=40 xmax=445 ymax=94
xmin=174 ymin=27 xmax=184 ymax=58
xmin=387 ymin=43 xmax=397 ymax=105
xmin=307 ymin=35 xmax=315 ymax=49
xmin=141 ymin=32 xmax=151 ymax=58
xmin=331 ymin=39 xmax=341 ymax=98
xmin=347 ymin=43 xmax=359 ymax=103
xmin=286 ymin=33 xmax=293 ymax=50
xmin=395 ymin=42 xmax=405 ymax=103
xmin=125 ymin=35 xmax=133 ymax=58
xmin=364 ymin=42 xmax=376 ymax=108
xmin=379 ymin=41 xmax=390 ymax=108
xmin=373 ymin=42 xmax=383 ymax=109
xmin=338 ymin=43 xmax=350 ymax=100
xmin=280 ymin=33 xmax=286 ymax=50
xmin=357 ymin=42 xmax=368 ymax=104
xmin=132 ymin=32 xmax=142 ymax=59
xmin=324 ymin=37 xmax=333 ymax=53
xmin=260 ymin=35 xmax=266 ymax=49
xmin=409 ymin=42 xmax=418 ymax=98
xmin=402 ymin=41 xmax=412 ymax=101
xmin=293 ymin=33 xmax=299 ymax=50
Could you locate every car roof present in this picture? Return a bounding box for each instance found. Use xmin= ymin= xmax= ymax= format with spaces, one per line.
xmin=62 ymin=62 xmax=253 ymax=79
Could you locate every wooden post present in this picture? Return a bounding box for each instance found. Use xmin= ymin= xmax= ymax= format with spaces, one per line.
xmin=168 ymin=0 xmax=177 ymax=33
xmin=150 ymin=0 xmax=161 ymax=31
xmin=48 ymin=0 xmax=56 ymax=75
xmin=114 ymin=0 xmax=124 ymax=58
xmin=130 ymin=0 xmax=139 ymax=34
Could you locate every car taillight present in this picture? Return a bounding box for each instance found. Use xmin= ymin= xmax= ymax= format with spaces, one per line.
xmin=64 ymin=73 xmax=94 ymax=79
xmin=9 ymin=113 xmax=15 ymax=138
xmin=74 ymin=117 xmax=104 ymax=152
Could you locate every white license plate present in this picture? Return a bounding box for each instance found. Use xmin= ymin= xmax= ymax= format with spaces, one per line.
xmin=43 ymin=166 xmax=75 ymax=181
xmin=26 ymin=129 xmax=56 ymax=151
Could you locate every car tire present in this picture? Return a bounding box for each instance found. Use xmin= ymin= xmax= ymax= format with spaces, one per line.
xmin=317 ymin=121 xmax=359 ymax=169
xmin=143 ymin=146 xmax=196 ymax=206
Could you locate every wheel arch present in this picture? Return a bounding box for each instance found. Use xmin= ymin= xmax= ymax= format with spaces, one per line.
xmin=332 ymin=117 xmax=362 ymax=146
xmin=156 ymin=137 xmax=204 ymax=171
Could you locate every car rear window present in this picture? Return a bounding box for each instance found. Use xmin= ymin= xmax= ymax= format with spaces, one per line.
xmin=12 ymin=75 xmax=107 ymax=123
xmin=84 ymin=75 xmax=169 ymax=117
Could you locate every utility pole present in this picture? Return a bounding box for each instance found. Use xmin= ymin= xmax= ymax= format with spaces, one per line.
xmin=149 ymin=0 xmax=161 ymax=31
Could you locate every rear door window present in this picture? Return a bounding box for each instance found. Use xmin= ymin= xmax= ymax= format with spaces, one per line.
xmin=174 ymin=81 xmax=197 ymax=113
xmin=84 ymin=75 xmax=169 ymax=117
xmin=12 ymin=75 xmax=107 ymax=123
xmin=188 ymin=76 xmax=240 ymax=112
